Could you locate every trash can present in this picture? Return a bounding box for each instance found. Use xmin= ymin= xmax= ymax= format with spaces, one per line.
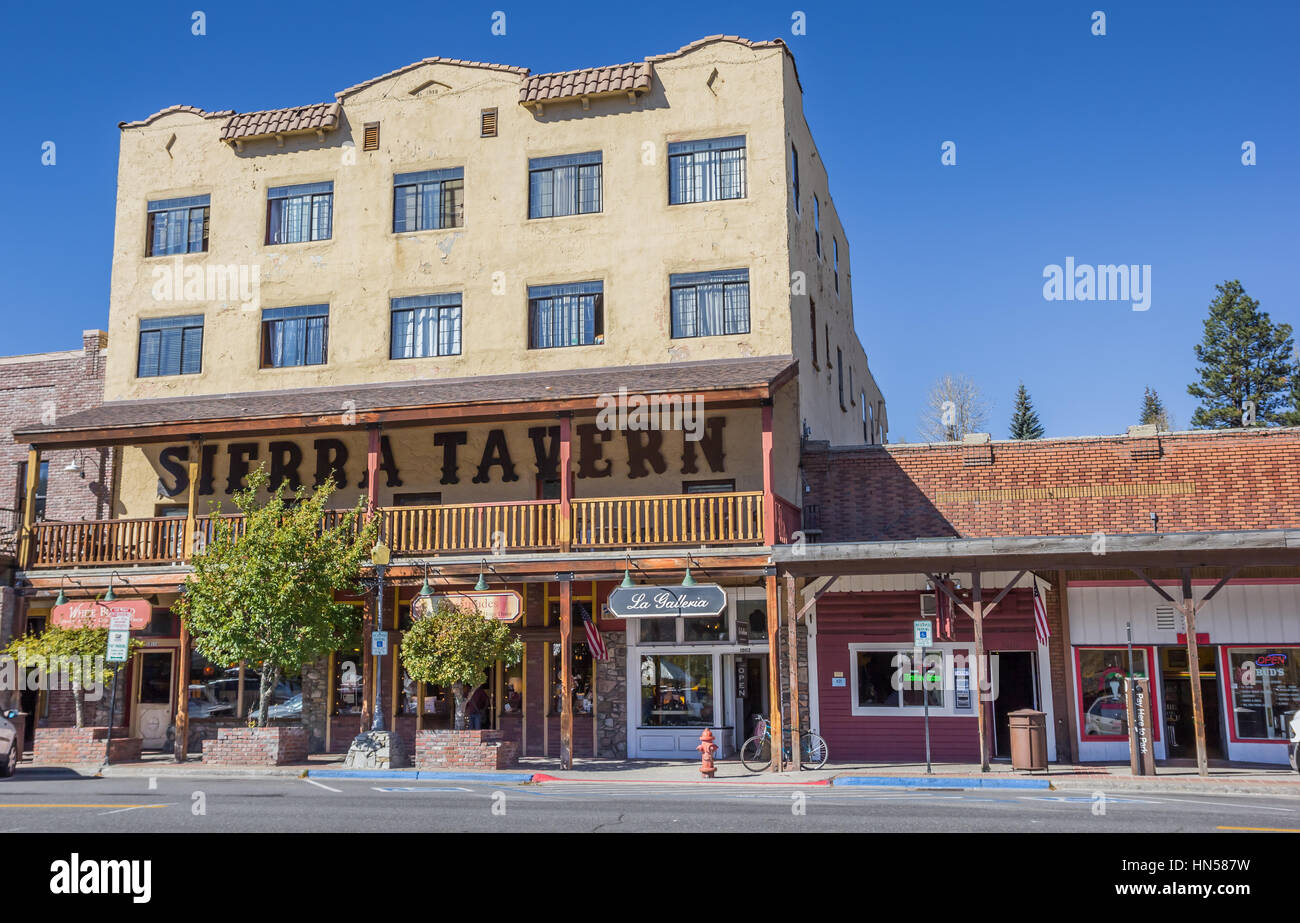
xmin=1007 ymin=708 xmax=1048 ymax=771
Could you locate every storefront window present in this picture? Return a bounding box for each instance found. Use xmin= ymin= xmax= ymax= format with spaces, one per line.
xmin=503 ymin=661 xmax=524 ymax=716
xmin=741 ymin=601 xmax=768 ymax=641
xmin=333 ymin=629 xmax=364 ymax=715
xmin=640 ymin=654 xmax=714 ymax=727
xmin=550 ymin=642 xmax=593 ymax=716
xmin=855 ymin=650 xmax=942 ymax=708
xmin=1227 ymin=648 xmax=1300 ymax=740
xmin=639 ymin=618 xmax=676 ymax=644
xmin=1078 ymin=647 xmax=1148 ymax=739
xmin=683 ymin=614 xmax=728 ymax=643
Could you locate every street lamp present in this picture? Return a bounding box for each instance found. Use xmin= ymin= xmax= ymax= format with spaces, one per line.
xmin=370 ymin=540 xmax=391 ymax=732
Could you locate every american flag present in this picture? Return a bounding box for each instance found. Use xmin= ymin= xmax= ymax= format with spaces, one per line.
xmin=1032 ymin=581 xmax=1051 ymax=646
xmin=582 ymin=608 xmax=609 ymax=662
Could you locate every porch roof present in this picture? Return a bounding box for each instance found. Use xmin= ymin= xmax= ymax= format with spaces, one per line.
xmin=15 ymin=355 xmax=797 ymax=449
xmin=773 ymin=529 xmax=1300 ymax=577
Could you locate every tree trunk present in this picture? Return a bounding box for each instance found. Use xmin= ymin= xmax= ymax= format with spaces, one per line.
xmin=257 ymin=665 xmax=280 ymax=727
xmin=452 ymin=681 xmax=467 ymax=730
xmin=73 ymin=684 xmax=85 ymax=729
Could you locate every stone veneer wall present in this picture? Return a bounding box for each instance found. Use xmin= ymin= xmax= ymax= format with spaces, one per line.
xmin=300 ymin=654 xmax=329 ymax=753
xmin=595 ymin=631 xmax=628 ymax=757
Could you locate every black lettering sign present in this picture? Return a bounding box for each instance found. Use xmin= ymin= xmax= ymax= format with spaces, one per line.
xmin=576 ymin=423 xmax=612 ymax=479
xmin=225 ymin=443 xmax=258 ymax=494
xmin=158 ymin=446 xmax=189 ymax=497
xmin=433 ymin=431 xmax=467 ymax=485
xmin=358 ymin=435 xmax=403 ymax=489
xmin=312 ymin=438 xmax=348 ymax=489
xmin=607 ymin=584 xmax=727 ymax=618
xmin=268 ymin=441 xmax=304 ymax=492
xmin=624 ymin=430 xmax=667 ymax=479
xmin=473 ymin=429 xmax=518 ymax=483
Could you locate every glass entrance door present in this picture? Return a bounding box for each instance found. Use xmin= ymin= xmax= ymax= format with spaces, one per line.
xmin=134 ymin=650 xmax=175 ymax=750
xmin=1160 ymin=645 xmax=1222 ymax=758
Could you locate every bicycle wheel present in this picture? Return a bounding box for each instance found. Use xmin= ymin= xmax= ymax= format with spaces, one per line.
xmin=800 ymin=732 xmax=829 ymax=770
xmin=739 ymin=735 xmax=771 ymax=772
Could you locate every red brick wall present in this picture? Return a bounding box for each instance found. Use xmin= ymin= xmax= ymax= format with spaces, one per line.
xmin=415 ymin=729 xmax=519 ymax=770
xmin=33 ymin=726 xmax=141 ymax=763
xmin=802 ymin=428 xmax=1300 ymax=542
xmin=0 ymin=333 xmax=112 ymax=532
xmin=201 ymin=726 xmax=308 ymax=765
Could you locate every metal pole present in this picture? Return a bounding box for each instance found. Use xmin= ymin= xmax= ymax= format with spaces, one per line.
xmin=103 ymin=664 xmax=120 ymax=767
xmin=922 ymin=649 xmax=932 ymax=774
xmin=372 ymin=564 xmax=385 ymax=732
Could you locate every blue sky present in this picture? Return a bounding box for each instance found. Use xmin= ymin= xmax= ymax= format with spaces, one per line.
xmin=2 ymin=0 xmax=1296 ymax=440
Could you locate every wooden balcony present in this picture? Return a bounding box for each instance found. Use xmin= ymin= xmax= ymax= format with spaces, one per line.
xmin=22 ymin=490 xmax=779 ymax=570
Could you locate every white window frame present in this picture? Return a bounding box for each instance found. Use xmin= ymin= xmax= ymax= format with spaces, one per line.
xmin=847 ymin=642 xmax=976 ymax=717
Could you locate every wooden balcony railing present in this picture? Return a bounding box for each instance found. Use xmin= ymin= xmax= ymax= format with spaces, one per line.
xmin=572 ymin=491 xmax=764 ymax=548
xmin=25 ymin=491 xmax=773 ymax=568
xmin=29 ymin=516 xmax=187 ymax=568
xmin=382 ymin=500 xmax=560 ymax=555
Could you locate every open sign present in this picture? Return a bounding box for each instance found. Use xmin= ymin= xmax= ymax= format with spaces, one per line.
xmin=1256 ymin=653 xmax=1288 ymax=667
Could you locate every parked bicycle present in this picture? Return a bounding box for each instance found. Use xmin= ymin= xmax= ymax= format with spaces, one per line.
xmin=740 ymin=714 xmax=828 ymax=771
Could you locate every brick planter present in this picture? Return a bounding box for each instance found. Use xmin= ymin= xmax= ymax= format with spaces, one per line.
xmin=201 ymin=726 xmax=308 ymax=766
xmin=415 ymin=729 xmax=519 ymax=771
xmin=33 ymin=726 xmax=142 ymax=764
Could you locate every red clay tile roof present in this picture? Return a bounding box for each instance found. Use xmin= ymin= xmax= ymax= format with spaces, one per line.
xmin=219 ymin=102 xmax=342 ymax=142
xmin=520 ymin=61 xmax=652 ymax=104
xmin=15 ymin=356 xmax=798 ymax=442
xmin=118 ymin=105 xmax=235 ymax=129
xmin=336 ymin=56 xmax=529 ymax=99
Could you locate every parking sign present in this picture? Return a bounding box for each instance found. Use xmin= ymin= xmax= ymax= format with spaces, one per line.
xmin=913 ymin=619 xmax=933 ymax=648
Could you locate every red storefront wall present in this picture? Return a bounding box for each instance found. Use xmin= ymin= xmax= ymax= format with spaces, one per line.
xmin=816 ymin=590 xmax=1038 ymax=762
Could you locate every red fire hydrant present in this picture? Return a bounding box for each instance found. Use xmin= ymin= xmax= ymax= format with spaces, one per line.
xmin=697 ymin=729 xmax=718 ymax=778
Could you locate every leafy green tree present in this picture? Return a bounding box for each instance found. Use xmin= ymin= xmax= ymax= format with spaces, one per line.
xmin=400 ymin=600 xmax=523 ymax=729
xmin=175 ymin=466 xmax=376 ymax=726
xmin=1139 ymin=386 xmax=1173 ymax=431
xmin=3 ymin=626 xmax=139 ymax=728
xmin=1188 ymin=280 xmax=1297 ymax=428
xmin=1008 ymin=382 xmax=1045 ymax=439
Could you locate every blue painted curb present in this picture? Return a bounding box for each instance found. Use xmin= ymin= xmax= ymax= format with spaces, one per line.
xmin=308 ymin=768 xmax=535 ymax=784
xmin=833 ymin=775 xmax=1051 ymax=790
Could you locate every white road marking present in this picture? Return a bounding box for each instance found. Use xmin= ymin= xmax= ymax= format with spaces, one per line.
xmin=148 ymin=777 xmax=157 ymax=790
xmin=370 ymin=786 xmax=472 ymax=793
xmin=1125 ymin=794 xmax=1296 ymax=813
xmin=302 ymin=778 xmax=342 ymax=793
xmin=97 ymin=804 xmax=174 ymax=815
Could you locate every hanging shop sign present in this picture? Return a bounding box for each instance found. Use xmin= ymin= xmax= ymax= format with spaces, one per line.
xmin=411 ymin=591 xmax=523 ymax=623
xmin=51 ymin=599 xmax=152 ymax=631
xmin=106 ymin=630 xmax=130 ymax=663
xmin=607 ymin=584 xmax=727 ymax=619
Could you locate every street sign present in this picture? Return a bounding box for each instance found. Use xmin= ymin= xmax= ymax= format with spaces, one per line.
xmin=106 ymin=630 xmax=130 ymax=663
xmin=607 ymin=584 xmax=727 ymax=619
xmin=914 ymin=619 xmax=934 ymax=648
xmin=108 ymin=614 xmax=131 ymax=631
xmin=371 ymin=631 xmax=389 ymax=656
xmin=52 ymin=598 xmax=152 ymax=630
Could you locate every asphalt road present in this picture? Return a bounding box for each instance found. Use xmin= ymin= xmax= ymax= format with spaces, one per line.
xmin=2 ymin=772 xmax=1300 ymax=832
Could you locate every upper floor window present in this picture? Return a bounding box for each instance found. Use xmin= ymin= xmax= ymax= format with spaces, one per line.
xmin=837 ymin=347 xmax=846 ymax=409
xmin=266 ymin=182 xmax=333 ymax=245
xmin=261 ymin=304 xmax=328 ymax=368
xmin=393 ymin=168 xmax=464 ymax=232
xmin=391 ymin=293 xmax=462 ymax=359
xmin=529 ymin=152 xmax=601 ymax=218
xmin=138 ymin=314 xmax=204 ymax=378
xmin=528 ymin=281 xmax=603 ymax=349
xmin=833 ymin=237 xmax=840 ymax=293
xmin=670 ymin=269 xmax=750 ymax=339
xmin=15 ymin=461 xmax=49 ymax=522
xmin=864 ymin=395 xmax=873 ymax=443
xmin=791 ymin=143 xmax=801 ymax=213
xmin=668 ymin=136 xmax=746 ymax=205
xmin=147 ymin=195 xmax=209 ymax=256
xmin=813 ymin=195 xmax=821 ymax=257
xmin=809 ymin=299 xmax=819 ymax=369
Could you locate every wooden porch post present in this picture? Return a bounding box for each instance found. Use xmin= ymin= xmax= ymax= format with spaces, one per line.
xmin=559 ymin=574 xmax=573 ymax=769
xmin=1181 ymin=569 xmax=1209 ymax=777
xmin=174 ymin=615 xmax=191 ymax=762
xmin=764 ymin=574 xmax=782 ymax=771
xmin=971 ymin=571 xmax=990 ymax=773
xmin=366 ymin=425 xmax=381 ymax=513
xmin=760 ymin=402 xmax=775 ymax=546
xmin=558 ymin=414 xmax=572 ymax=553
xmin=784 ymin=572 xmax=801 ymax=770
xmin=182 ymin=439 xmax=200 ymax=561
xmin=18 ymin=445 xmax=40 ymax=569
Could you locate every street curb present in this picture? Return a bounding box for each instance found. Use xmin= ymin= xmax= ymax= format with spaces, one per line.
xmin=308 ymin=769 xmax=536 ymax=784
xmin=832 ymin=775 xmax=1053 ymax=790
xmin=530 ymin=772 xmax=832 ymax=786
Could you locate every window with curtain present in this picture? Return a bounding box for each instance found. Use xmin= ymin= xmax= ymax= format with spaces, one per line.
xmin=393 ymin=168 xmax=464 ymax=232
xmin=390 ymin=293 xmax=462 ymax=358
xmin=138 ymin=315 xmax=204 ymax=377
xmin=669 ymin=269 xmax=749 ymax=338
xmin=529 ymin=152 xmax=601 ymax=218
xmin=261 ymin=304 xmax=328 ymax=368
xmin=266 ymin=182 xmax=333 ymax=244
xmin=668 ymin=136 xmax=747 ymax=205
xmin=528 ymin=281 xmax=603 ymax=349
xmin=146 ymin=195 xmax=210 ymax=256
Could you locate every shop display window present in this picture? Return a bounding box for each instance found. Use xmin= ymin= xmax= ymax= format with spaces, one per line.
xmin=1226 ymin=647 xmax=1300 ymax=740
xmin=640 ymin=654 xmax=714 ymax=727
xmin=549 ymin=642 xmax=593 ymax=716
xmin=1078 ymin=647 xmax=1149 ymax=740
xmin=855 ymin=650 xmax=943 ymax=709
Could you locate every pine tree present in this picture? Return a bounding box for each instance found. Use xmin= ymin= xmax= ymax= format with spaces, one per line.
xmin=1008 ymin=382 xmax=1045 ymax=439
xmin=1139 ymin=386 xmax=1172 ymax=431
xmin=1188 ymin=280 xmax=1297 ymax=428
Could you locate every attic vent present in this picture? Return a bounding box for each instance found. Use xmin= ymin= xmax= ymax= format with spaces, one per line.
xmin=920 ymin=593 xmax=937 ymax=617
xmin=362 ymin=122 xmax=380 ymax=151
xmin=1154 ymin=606 xmax=1178 ymax=631
xmin=480 ymin=108 xmax=498 ymax=138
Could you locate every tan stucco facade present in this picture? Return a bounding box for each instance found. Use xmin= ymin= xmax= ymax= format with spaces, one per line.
xmin=105 ymin=37 xmax=882 ymax=515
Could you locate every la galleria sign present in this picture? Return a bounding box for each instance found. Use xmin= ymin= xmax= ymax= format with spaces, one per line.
xmin=156 ymin=419 xmax=729 ymax=497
